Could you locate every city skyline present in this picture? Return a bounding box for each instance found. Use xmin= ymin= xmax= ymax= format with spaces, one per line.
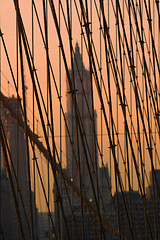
xmin=1 ymin=0 xmax=160 ymax=239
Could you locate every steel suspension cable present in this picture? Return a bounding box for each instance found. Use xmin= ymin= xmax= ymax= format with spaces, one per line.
xmin=66 ymin=0 xmax=85 ymax=238
xmin=18 ymin=24 xmax=35 ymax=240
xmin=13 ymin=3 xmax=71 ymax=238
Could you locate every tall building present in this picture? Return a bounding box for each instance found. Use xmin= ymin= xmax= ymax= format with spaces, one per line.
xmin=54 ymin=43 xmax=111 ymax=239
xmin=0 ymin=94 xmax=35 ymax=240
xmin=65 ymin=42 xmax=98 ymax=198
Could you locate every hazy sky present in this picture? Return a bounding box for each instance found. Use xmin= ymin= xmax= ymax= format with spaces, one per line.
xmin=1 ymin=0 xmax=160 ymax=211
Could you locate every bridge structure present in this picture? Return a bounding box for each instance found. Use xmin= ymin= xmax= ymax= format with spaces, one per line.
xmin=0 ymin=0 xmax=160 ymax=239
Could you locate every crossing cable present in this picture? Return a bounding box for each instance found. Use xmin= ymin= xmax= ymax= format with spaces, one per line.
xmin=58 ymin=0 xmax=62 ymax=238
xmin=128 ymin=0 xmax=134 ymax=205
xmin=111 ymin=1 xmax=122 ymax=236
xmin=79 ymin=0 xmax=137 ymax=238
xmin=85 ymin=0 xmax=99 ymax=209
xmin=18 ymin=14 xmax=35 ymax=240
xmin=76 ymin=0 xmax=144 ymax=225
xmin=143 ymin=0 xmax=160 ymax=88
xmin=12 ymin=2 xmax=71 ymax=239
xmin=116 ymin=0 xmax=159 ymax=210
xmin=9 ymin=2 xmax=160 ymax=238
xmin=116 ymin=0 xmax=121 ymax=235
xmin=59 ymin=0 xmax=102 ymax=215
xmin=42 ymin=2 xmax=56 ymax=239
xmin=12 ymin=1 xmax=126 ymax=206
xmin=60 ymin=0 xmax=111 ymax=211
xmin=116 ymin=0 xmax=160 ymax=170
xmin=32 ymin=2 xmax=86 ymax=196
xmin=49 ymin=0 xmax=118 ymax=237
xmin=30 ymin=140 xmax=58 ymax=240
xmin=85 ymin=0 xmax=101 ymax=222
xmin=99 ymin=1 xmax=155 ymax=239
xmin=0 ymin=2 xmax=144 ymax=238
xmin=9 ymin=1 xmax=154 ymax=223
xmin=90 ymin=0 xmax=160 ymax=172
xmin=111 ymin=0 xmax=159 ymax=138
xmin=128 ymin=0 xmax=160 ymax=201
xmin=53 ymin=1 xmax=158 ymax=174
xmin=139 ymin=1 xmax=158 ymax=238
xmin=16 ymin=3 xmax=20 ymax=238
xmin=31 ymin=1 xmax=79 ymax=174
xmin=0 ymin=119 xmax=25 ymax=240
xmin=123 ymin=0 xmax=155 ymax=77
xmin=85 ymin=0 xmax=103 ymax=237
xmin=129 ymin=1 xmax=160 ymax=135
xmin=155 ymin=0 xmax=160 ymax=170
xmin=117 ymin=1 xmax=134 ymax=236
xmin=0 ymin=34 xmax=35 ymax=237
xmin=114 ymin=0 xmax=160 ymax=202
xmin=123 ymin=0 xmax=160 ymax=122
xmin=16 ymin=2 xmax=50 ymax=123
xmin=3 ymin=6 xmax=74 ymax=237
xmin=0 ymin=89 xmax=120 ymax=239
xmin=66 ymin=0 xmax=85 ymax=238
xmin=48 ymin=1 xmax=108 ymax=238
xmin=90 ymin=1 xmax=150 ymax=180
xmin=80 ymin=4 xmax=86 ymax=239
xmin=124 ymin=0 xmax=160 ymax=97
xmin=115 ymin=0 xmax=159 ymax=236
xmin=65 ymin=0 xmax=140 ymax=208
xmin=73 ymin=0 xmax=130 ymax=203
xmin=129 ymin=0 xmax=148 ymax=234
xmin=109 ymin=0 xmax=160 ymax=139
xmin=129 ymin=0 xmax=160 ymax=137
xmin=98 ymin=0 xmax=122 ymax=237
xmin=99 ymin=0 xmax=106 ymax=223
xmin=16 ymin=1 xmax=106 ymax=237
xmin=0 ymin=94 xmax=79 ymax=240
xmin=128 ymin=0 xmax=150 ymax=236
xmin=65 ymin=0 xmax=118 ymax=233
xmin=98 ymin=1 xmax=135 ymax=238
xmin=1 ymin=16 xmax=108 ymax=237
xmin=148 ymin=0 xmax=159 ymax=119
xmin=152 ymin=0 xmax=158 ymax=172
xmin=31 ymin=0 xmax=37 ymax=238
xmin=57 ymin=3 xmax=94 ymax=236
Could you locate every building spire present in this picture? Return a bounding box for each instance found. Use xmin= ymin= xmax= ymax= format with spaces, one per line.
xmin=73 ymin=42 xmax=85 ymax=74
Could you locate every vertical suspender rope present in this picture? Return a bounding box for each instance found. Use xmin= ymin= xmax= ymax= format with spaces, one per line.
xmin=147 ymin=2 xmax=158 ymax=238
xmin=66 ymin=0 xmax=85 ymax=238
xmin=15 ymin=4 xmax=71 ymax=237
xmin=31 ymin=0 xmax=37 ymax=239
xmin=58 ymin=0 xmax=62 ymax=238
xmin=0 ymin=16 xmax=1 ymax=240
xmin=16 ymin=1 xmax=20 ymax=238
xmin=18 ymin=22 xmax=35 ymax=240
xmin=42 ymin=1 xmax=62 ymax=239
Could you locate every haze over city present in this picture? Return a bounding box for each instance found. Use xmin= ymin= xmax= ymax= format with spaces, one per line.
xmin=0 ymin=0 xmax=160 ymax=239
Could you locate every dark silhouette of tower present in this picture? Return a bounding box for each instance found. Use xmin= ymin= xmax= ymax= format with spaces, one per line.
xmin=65 ymin=42 xmax=98 ymax=198
xmin=54 ymin=43 xmax=111 ymax=240
xmin=0 ymin=94 xmax=35 ymax=240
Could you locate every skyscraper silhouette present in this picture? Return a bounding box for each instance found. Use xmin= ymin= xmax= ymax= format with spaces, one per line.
xmin=0 ymin=94 xmax=34 ymax=240
xmin=65 ymin=42 xmax=98 ymax=198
